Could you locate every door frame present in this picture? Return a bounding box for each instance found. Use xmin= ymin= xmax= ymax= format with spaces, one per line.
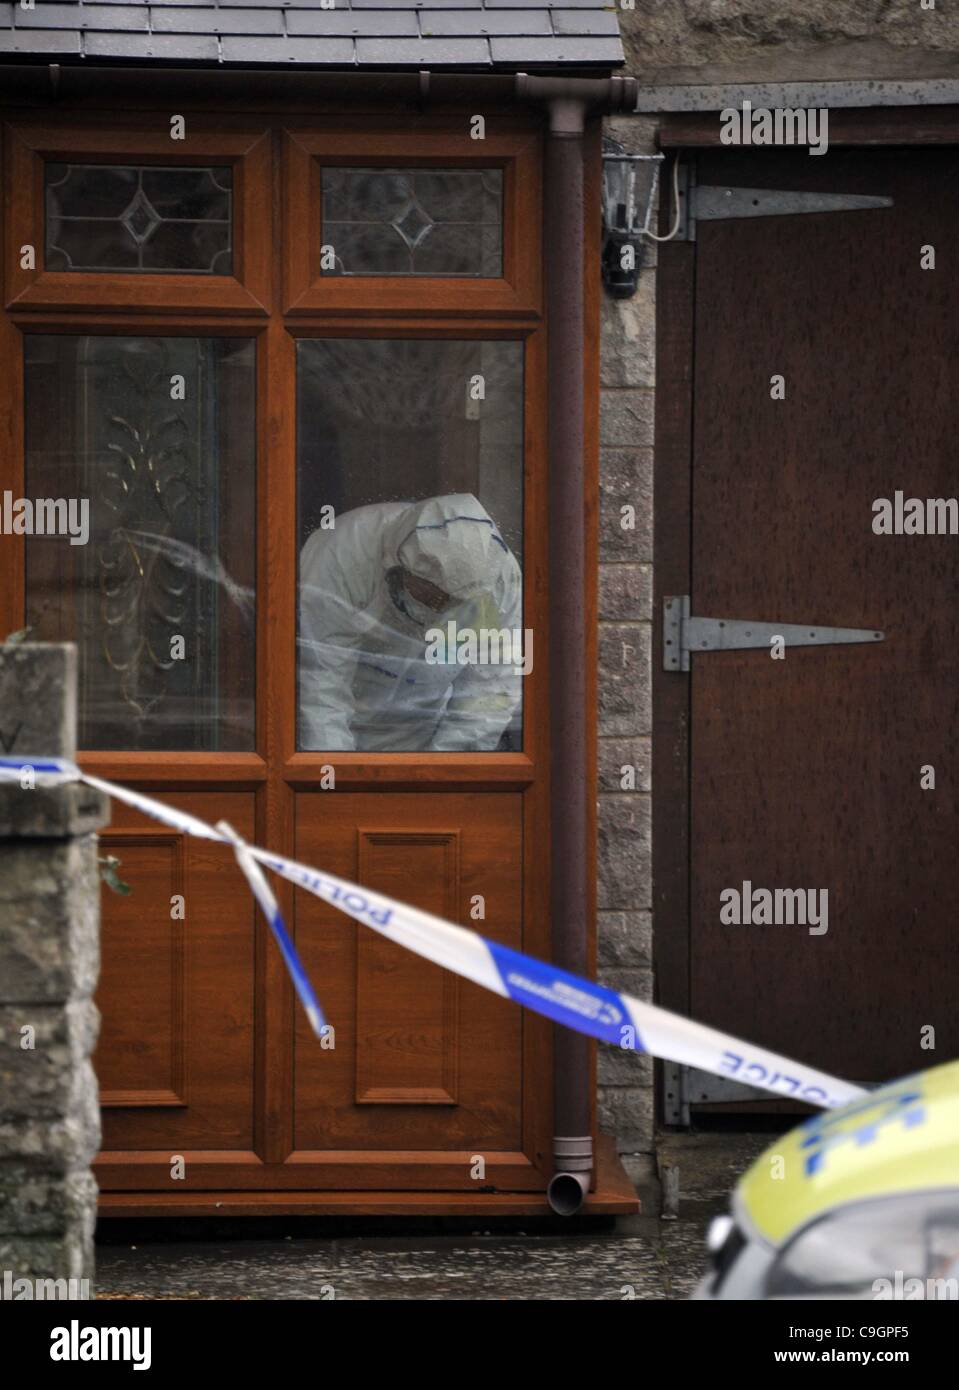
xmin=0 ymin=99 xmax=576 ymax=1204
xmin=652 ymin=105 xmax=959 ymax=1116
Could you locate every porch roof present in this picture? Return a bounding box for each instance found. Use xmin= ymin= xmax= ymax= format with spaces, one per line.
xmin=0 ymin=1 xmax=625 ymax=71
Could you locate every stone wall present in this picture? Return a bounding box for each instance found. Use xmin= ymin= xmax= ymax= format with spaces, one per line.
xmin=597 ymin=117 xmax=660 ymax=1167
xmin=0 ymin=644 xmax=108 ymax=1298
xmin=624 ymin=0 xmax=959 ymax=86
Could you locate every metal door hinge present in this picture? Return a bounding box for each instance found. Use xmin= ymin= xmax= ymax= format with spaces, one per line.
xmin=663 ymin=596 xmax=884 ymax=672
xmin=663 ymin=1063 xmax=881 ymax=1126
xmin=676 ymin=161 xmax=892 ymax=241
xmin=663 ymin=1063 xmax=773 ymax=1126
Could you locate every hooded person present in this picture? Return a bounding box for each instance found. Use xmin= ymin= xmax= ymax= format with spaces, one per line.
xmin=298 ymin=493 xmax=523 ymax=752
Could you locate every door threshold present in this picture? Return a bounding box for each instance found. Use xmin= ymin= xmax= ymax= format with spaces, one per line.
xmin=97 ymin=1136 xmax=640 ymax=1218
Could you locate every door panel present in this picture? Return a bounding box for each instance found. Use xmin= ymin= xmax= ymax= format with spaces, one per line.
xmin=293 ymin=791 xmax=525 ymax=1158
xmin=355 ymin=828 xmax=462 ymax=1105
xmin=685 ymin=147 xmax=959 ymax=1084
xmin=96 ymin=792 xmax=257 ymax=1156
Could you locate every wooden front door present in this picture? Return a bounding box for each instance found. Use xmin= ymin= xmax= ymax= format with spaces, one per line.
xmin=656 ymin=143 xmax=959 ymax=1099
xmin=1 ymin=111 xmax=556 ymax=1209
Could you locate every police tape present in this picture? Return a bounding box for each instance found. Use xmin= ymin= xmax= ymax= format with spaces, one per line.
xmin=1 ymin=755 xmax=866 ymax=1111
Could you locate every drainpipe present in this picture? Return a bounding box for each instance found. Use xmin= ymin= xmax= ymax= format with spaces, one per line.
xmin=515 ymin=77 xmax=631 ymax=1216
xmin=542 ymin=91 xmax=593 ymax=1217
xmin=512 ymin=75 xmax=635 ymax=1216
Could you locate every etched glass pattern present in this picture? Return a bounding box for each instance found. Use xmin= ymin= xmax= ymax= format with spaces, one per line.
xmin=45 ymin=164 xmax=233 ymax=275
xmin=24 ymin=336 xmax=256 ymax=750
xmin=321 ymin=168 xmax=502 ymax=278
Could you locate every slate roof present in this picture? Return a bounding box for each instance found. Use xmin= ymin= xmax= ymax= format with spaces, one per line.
xmin=0 ymin=1 xmax=625 ymax=69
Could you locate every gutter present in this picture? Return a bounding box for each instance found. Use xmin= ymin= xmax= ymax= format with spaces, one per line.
xmin=0 ymin=62 xmax=630 ymax=106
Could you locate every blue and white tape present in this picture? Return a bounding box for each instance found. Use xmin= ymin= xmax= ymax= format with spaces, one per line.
xmin=0 ymin=755 xmax=865 ymax=1110
xmin=215 ymin=818 xmax=326 ymax=1040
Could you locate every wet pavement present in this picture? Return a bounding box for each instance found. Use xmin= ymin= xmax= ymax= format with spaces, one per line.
xmin=96 ymin=1218 xmax=709 ymax=1301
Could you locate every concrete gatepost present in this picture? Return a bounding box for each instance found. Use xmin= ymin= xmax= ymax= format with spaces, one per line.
xmin=0 ymin=643 xmax=110 ymax=1299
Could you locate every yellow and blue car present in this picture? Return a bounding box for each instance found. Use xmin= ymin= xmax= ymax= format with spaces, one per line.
xmin=695 ymin=1059 xmax=959 ymax=1299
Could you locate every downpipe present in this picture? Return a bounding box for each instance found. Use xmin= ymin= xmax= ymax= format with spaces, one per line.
xmin=544 ymin=90 xmax=593 ymax=1214
xmin=547 ymin=1138 xmax=593 ymax=1215
xmin=529 ymin=71 xmax=636 ymax=1218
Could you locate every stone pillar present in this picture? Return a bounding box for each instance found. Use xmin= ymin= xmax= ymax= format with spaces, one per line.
xmin=597 ymin=116 xmax=660 ymax=1178
xmin=0 ymin=643 xmax=109 ymax=1298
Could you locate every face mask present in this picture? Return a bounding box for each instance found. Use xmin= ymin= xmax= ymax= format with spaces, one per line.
xmin=401 ymin=591 xmax=440 ymax=629
xmin=386 ymin=567 xmax=439 ymax=629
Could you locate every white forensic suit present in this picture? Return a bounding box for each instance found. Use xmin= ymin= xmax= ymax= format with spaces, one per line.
xmin=298 ymin=494 xmax=523 ymax=752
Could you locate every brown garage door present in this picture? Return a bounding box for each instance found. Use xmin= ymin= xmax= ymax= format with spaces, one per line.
xmin=655 ymin=144 xmax=959 ymax=1102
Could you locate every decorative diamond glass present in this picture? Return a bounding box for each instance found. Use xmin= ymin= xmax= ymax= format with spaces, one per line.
xmin=45 ymin=164 xmax=233 ymax=275
xmin=320 ymin=168 xmax=503 ymax=277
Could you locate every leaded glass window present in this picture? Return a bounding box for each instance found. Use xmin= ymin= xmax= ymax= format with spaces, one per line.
xmin=45 ymin=164 xmax=233 ymax=274
xmin=321 ymin=168 xmax=503 ymax=278
xmin=24 ymin=335 xmax=256 ymax=751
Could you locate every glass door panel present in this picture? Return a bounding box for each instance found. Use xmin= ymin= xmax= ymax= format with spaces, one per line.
xmin=23 ymin=334 xmax=256 ymax=750
xmin=296 ymin=337 xmax=525 ymax=753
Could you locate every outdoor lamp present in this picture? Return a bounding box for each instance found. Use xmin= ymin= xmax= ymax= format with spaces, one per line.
xmin=601 ymin=141 xmax=664 ymax=299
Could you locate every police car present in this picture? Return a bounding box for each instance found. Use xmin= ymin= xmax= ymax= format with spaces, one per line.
xmin=694 ymin=1059 xmax=959 ymax=1299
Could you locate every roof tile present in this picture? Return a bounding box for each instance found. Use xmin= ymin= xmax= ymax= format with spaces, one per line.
xmin=487 ymin=0 xmax=608 ymax=6
xmin=287 ymin=10 xmax=419 ymax=38
xmin=0 ymin=27 xmax=81 ymax=52
xmin=490 ymin=34 xmax=622 ymax=62
xmin=220 ymin=34 xmax=355 ymax=61
xmin=355 ymin=35 xmax=491 ymax=64
xmin=488 ymin=0 xmax=610 ymax=6
xmin=81 ymin=4 xmax=150 ymax=29
xmin=151 ymin=7 xmax=284 ymax=34
xmin=551 ymin=8 xmax=622 ymax=35
xmin=14 ymin=3 xmax=99 ymax=27
xmin=421 ymin=10 xmax=552 ymax=37
xmin=85 ymin=29 xmax=219 ymax=57
xmin=350 ymin=1 xmax=484 ymax=7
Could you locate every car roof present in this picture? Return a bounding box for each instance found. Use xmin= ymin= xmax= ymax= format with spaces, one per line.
xmin=736 ymin=1058 xmax=959 ymax=1247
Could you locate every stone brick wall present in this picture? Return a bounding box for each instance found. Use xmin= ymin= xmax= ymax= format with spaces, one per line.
xmin=0 ymin=644 xmax=108 ymax=1297
xmin=624 ymin=0 xmax=959 ymax=85
xmin=597 ymin=117 xmax=660 ymax=1165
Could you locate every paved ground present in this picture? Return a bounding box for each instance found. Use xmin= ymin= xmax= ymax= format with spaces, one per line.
xmin=96 ymin=1220 xmax=709 ymax=1301
xmin=95 ymin=1133 xmax=771 ymax=1301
